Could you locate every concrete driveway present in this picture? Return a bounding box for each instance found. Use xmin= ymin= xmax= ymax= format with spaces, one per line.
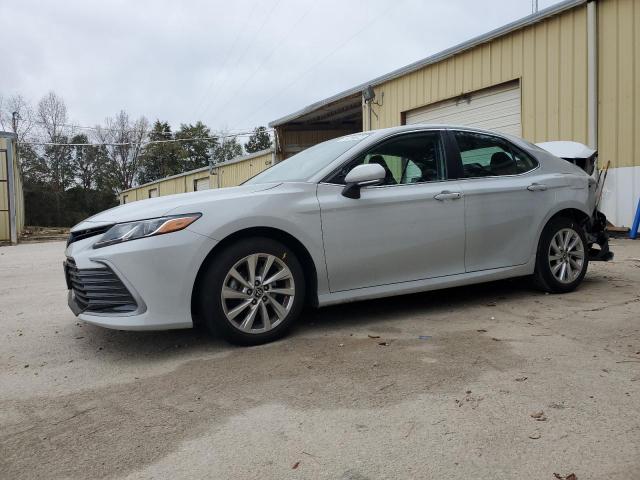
xmin=1 ymin=240 xmax=639 ymax=480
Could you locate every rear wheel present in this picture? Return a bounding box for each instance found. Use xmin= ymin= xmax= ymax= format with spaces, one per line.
xmin=533 ymin=217 xmax=589 ymax=293
xmin=198 ymin=237 xmax=305 ymax=345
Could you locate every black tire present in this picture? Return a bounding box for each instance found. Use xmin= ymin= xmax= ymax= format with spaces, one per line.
xmin=533 ymin=216 xmax=589 ymax=293
xmin=198 ymin=237 xmax=305 ymax=345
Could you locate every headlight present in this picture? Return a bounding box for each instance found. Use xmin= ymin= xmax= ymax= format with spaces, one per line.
xmin=93 ymin=213 xmax=201 ymax=249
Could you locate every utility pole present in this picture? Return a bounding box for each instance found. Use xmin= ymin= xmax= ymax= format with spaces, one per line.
xmin=12 ymin=111 xmax=18 ymax=135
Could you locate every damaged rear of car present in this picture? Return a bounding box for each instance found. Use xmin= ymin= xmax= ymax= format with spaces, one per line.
xmin=537 ymin=140 xmax=613 ymax=262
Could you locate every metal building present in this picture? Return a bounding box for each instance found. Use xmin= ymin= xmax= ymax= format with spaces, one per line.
xmin=0 ymin=132 xmax=24 ymax=244
xmin=270 ymin=0 xmax=639 ymax=228
xmin=119 ymin=148 xmax=274 ymax=203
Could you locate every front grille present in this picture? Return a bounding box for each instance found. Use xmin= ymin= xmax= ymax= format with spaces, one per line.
xmin=65 ymin=258 xmax=138 ymax=313
xmin=67 ymin=224 xmax=113 ymax=246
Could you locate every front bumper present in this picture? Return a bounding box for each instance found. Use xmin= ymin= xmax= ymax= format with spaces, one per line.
xmin=64 ymin=227 xmax=218 ymax=330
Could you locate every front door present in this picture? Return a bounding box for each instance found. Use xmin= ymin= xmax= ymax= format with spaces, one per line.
xmin=317 ymin=131 xmax=466 ymax=293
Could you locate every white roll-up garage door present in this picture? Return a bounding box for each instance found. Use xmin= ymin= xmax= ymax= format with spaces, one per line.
xmin=404 ymin=80 xmax=521 ymax=136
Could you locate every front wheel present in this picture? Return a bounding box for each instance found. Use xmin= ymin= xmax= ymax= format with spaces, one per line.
xmin=198 ymin=237 xmax=305 ymax=345
xmin=533 ymin=217 xmax=589 ymax=293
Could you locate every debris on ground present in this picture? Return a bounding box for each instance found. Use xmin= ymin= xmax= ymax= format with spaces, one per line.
xmin=554 ymin=473 xmax=578 ymax=480
xmin=486 ymin=302 xmax=497 ymax=307
xmin=292 ymin=461 xmax=300 ymax=470
xmin=515 ymin=376 xmax=528 ymax=382
xmin=531 ymin=411 xmax=547 ymax=421
xmin=477 ymin=329 xmax=488 ymax=333
xmin=378 ymin=342 xmax=389 ymax=346
xmin=367 ymin=334 xmax=380 ymax=339
xmin=528 ymin=431 xmax=541 ymax=439
xmin=418 ymin=335 xmax=432 ymax=340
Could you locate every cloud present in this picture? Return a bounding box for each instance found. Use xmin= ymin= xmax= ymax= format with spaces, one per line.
xmin=0 ymin=0 xmax=562 ymax=132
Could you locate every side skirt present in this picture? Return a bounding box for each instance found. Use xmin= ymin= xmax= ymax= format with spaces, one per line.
xmin=316 ymin=259 xmax=536 ymax=307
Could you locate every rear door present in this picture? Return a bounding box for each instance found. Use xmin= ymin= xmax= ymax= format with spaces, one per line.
xmin=317 ymin=130 xmax=466 ymax=292
xmin=448 ymin=129 xmax=555 ymax=272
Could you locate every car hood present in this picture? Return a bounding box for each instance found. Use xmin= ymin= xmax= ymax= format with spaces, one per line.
xmin=71 ymin=183 xmax=280 ymax=232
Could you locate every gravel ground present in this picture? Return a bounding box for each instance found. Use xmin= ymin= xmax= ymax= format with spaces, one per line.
xmin=1 ymin=239 xmax=639 ymax=480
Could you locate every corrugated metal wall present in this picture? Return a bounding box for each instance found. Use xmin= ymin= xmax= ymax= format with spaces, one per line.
xmin=367 ymin=4 xmax=592 ymax=150
xmin=0 ymin=135 xmax=25 ymax=243
xmin=367 ymin=0 xmax=639 ymax=175
xmin=598 ymin=0 xmax=639 ymax=170
xmin=597 ymin=0 xmax=640 ymax=226
xmin=0 ymin=138 xmax=9 ymax=241
xmin=119 ymin=150 xmax=274 ymax=203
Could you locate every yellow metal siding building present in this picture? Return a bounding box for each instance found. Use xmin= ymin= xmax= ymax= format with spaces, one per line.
xmin=270 ymin=0 xmax=640 ymax=228
xmin=0 ymin=132 xmax=24 ymax=244
xmin=119 ymin=148 xmax=274 ymax=203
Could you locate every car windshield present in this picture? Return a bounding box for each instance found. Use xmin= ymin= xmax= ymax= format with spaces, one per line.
xmin=245 ymin=133 xmax=371 ymax=184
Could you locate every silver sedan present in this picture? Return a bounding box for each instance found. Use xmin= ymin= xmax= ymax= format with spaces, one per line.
xmin=64 ymin=125 xmax=612 ymax=345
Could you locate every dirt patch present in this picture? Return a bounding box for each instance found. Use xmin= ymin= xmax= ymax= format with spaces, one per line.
xmin=0 ymin=330 xmax=518 ymax=480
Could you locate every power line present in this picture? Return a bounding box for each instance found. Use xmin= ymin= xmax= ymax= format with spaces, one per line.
xmin=192 ymin=0 xmax=261 ymax=120
xmin=237 ymin=0 xmax=404 ymax=127
xmin=19 ymin=128 xmax=272 ymax=147
xmin=199 ymin=0 xmax=285 ymax=119
xmin=214 ymin=0 xmax=317 ymax=123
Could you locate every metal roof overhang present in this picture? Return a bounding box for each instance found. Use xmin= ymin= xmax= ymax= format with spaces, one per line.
xmin=269 ymin=0 xmax=586 ymax=128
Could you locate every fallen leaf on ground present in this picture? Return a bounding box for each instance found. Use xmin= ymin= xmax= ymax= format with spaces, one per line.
xmin=292 ymin=461 xmax=300 ymax=470
xmin=367 ymin=334 xmax=380 ymax=339
xmin=477 ymin=329 xmax=487 ymax=333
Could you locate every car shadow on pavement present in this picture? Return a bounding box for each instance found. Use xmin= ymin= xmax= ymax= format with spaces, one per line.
xmin=75 ymin=274 xmax=608 ymax=357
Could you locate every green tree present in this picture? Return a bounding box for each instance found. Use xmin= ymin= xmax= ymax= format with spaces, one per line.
xmin=175 ymin=121 xmax=217 ymax=171
xmin=137 ymin=120 xmax=181 ymax=184
xmin=213 ymin=136 xmax=243 ymax=164
xmin=70 ymin=133 xmax=109 ymax=190
xmin=245 ymin=126 xmax=272 ymax=153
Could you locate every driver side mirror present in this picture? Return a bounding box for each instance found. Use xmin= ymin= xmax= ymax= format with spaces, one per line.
xmin=342 ymin=163 xmax=386 ymax=199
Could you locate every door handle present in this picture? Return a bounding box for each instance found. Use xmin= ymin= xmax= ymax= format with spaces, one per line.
xmin=527 ymin=183 xmax=548 ymax=191
xmin=434 ymin=191 xmax=463 ymax=201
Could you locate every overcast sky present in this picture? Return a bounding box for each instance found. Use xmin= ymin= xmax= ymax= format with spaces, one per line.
xmin=2 ymin=0 xmax=563 ymax=133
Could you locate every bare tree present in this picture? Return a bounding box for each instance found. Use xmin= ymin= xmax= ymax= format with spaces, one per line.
xmin=37 ymin=91 xmax=68 ymax=142
xmin=0 ymin=94 xmax=36 ymax=142
xmin=94 ymin=111 xmax=149 ymax=191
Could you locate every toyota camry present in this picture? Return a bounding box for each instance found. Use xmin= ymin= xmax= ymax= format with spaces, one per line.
xmin=64 ymin=125 xmax=612 ymax=345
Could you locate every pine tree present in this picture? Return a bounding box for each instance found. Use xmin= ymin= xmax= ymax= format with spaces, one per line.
xmin=245 ymin=126 xmax=272 ymax=153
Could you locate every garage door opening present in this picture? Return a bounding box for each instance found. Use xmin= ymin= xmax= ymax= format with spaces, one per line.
xmin=404 ymin=80 xmax=521 ymax=136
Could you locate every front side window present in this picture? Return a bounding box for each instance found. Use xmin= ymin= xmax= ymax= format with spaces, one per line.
xmin=454 ymin=131 xmax=537 ymax=178
xmin=330 ymin=132 xmax=446 ymax=185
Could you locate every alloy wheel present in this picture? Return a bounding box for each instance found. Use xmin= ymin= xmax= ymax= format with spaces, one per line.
xmin=221 ymin=253 xmax=295 ymax=333
xmin=548 ymin=228 xmax=585 ymax=284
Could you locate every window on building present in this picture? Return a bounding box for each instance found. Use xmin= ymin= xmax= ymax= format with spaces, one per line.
xmin=194 ymin=177 xmax=210 ymax=191
xmin=149 ymin=188 xmax=159 ymax=198
xmin=453 ymin=131 xmax=537 ymax=177
xmin=330 ymin=132 xmax=446 ymax=185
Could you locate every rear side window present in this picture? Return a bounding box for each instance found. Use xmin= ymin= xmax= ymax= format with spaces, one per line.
xmin=330 ymin=132 xmax=446 ymax=185
xmin=453 ymin=131 xmax=537 ymax=177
